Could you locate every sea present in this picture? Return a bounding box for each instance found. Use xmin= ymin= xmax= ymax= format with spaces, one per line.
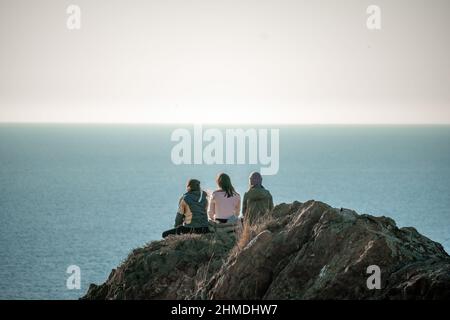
xmin=0 ymin=124 xmax=449 ymax=299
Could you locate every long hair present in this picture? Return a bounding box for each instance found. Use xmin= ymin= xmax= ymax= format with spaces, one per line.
xmin=216 ymin=173 xmax=236 ymax=198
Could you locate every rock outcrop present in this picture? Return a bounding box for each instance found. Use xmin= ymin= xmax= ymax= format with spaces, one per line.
xmin=83 ymin=200 xmax=450 ymax=300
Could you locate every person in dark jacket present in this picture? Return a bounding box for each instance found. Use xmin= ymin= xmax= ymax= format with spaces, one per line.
xmin=242 ymin=172 xmax=274 ymax=225
xmin=162 ymin=179 xmax=210 ymax=238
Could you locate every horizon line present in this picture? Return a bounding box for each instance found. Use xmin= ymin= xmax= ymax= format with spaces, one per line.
xmin=0 ymin=121 xmax=450 ymax=126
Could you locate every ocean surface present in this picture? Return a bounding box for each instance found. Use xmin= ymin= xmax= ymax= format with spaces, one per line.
xmin=0 ymin=124 xmax=449 ymax=299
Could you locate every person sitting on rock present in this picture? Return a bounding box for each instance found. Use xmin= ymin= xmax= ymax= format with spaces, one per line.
xmin=208 ymin=173 xmax=241 ymax=223
xmin=162 ymin=179 xmax=210 ymax=238
xmin=242 ymin=172 xmax=274 ymax=224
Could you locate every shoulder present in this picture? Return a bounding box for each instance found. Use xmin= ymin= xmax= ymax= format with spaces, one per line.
xmin=181 ymin=192 xmax=189 ymax=199
xmin=212 ymin=190 xmax=224 ymax=197
xmin=181 ymin=192 xmax=193 ymax=203
xmin=178 ymin=194 xmax=188 ymax=208
xmin=264 ymin=190 xmax=273 ymax=200
xmin=246 ymin=188 xmax=256 ymax=195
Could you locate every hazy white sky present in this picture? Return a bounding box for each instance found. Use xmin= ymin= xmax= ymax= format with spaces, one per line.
xmin=0 ymin=0 xmax=449 ymax=124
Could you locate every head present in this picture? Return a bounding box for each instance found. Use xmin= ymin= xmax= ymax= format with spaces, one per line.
xmin=216 ymin=173 xmax=236 ymax=198
xmin=186 ymin=179 xmax=201 ymax=192
xmin=249 ymin=171 xmax=263 ymax=188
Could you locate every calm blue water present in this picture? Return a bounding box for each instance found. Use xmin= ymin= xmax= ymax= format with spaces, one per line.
xmin=0 ymin=124 xmax=449 ymax=299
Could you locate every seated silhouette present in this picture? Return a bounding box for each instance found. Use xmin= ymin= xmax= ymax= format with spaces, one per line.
xmin=242 ymin=172 xmax=274 ymax=224
xmin=162 ymin=179 xmax=210 ymax=238
xmin=208 ymin=173 xmax=241 ymax=223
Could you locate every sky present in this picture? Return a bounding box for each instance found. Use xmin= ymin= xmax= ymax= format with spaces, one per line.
xmin=0 ymin=0 xmax=449 ymax=124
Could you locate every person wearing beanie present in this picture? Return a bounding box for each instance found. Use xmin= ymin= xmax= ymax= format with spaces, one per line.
xmin=242 ymin=172 xmax=274 ymax=224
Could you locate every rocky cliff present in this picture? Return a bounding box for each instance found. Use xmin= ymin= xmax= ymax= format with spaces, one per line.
xmin=83 ymin=200 xmax=450 ymax=300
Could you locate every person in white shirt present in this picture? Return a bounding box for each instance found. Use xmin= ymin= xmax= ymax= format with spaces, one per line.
xmin=208 ymin=173 xmax=241 ymax=223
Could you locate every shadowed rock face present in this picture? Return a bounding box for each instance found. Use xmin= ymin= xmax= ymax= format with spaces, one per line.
xmin=83 ymin=201 xmax=450 ymax=300
xmin=83 ymin=230 xmax=236 ymax=300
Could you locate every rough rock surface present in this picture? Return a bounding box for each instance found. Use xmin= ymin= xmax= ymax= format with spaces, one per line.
xmin=83 ymin=200 xmax=450 ymax=300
